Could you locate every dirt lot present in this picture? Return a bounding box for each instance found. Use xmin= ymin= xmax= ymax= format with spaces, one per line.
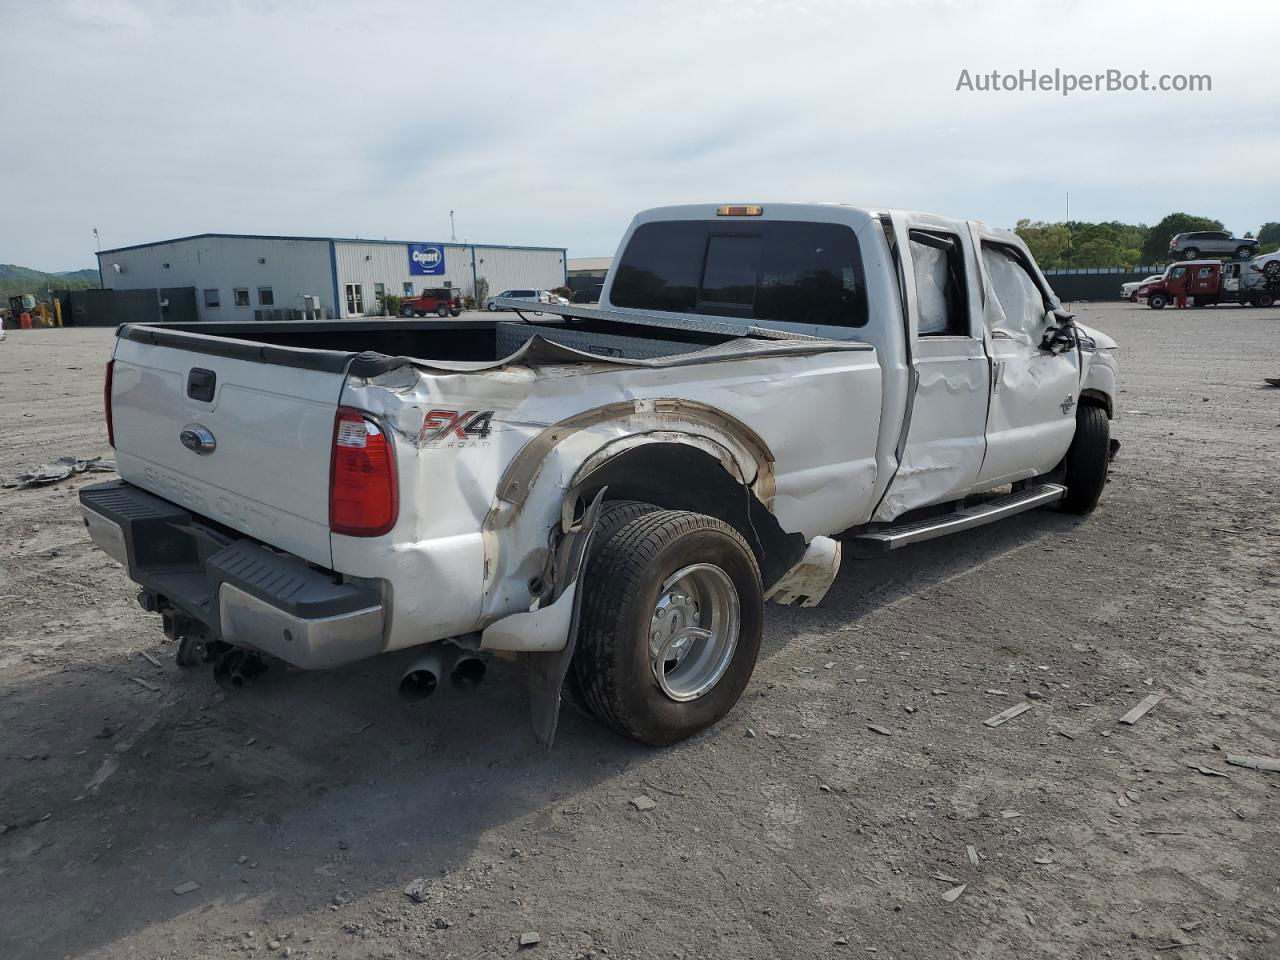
xmin=1 ymin=302 xmax=1277 ymax=960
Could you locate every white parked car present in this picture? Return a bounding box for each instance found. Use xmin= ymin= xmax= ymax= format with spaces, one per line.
xmin=1248 ymin=249 xmax=1280 ymax=278
xmin=81 ymin=202 xmax=1118 ymax=746
xmin=1121 ymin=275 xmax=1163 ymax=302
xmin=485 ymin=288 xmax=554 ymax=311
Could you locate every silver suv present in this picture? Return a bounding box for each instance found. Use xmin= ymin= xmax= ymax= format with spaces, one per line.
xmin=1168 ymin=230 xmax=1258 ymax=261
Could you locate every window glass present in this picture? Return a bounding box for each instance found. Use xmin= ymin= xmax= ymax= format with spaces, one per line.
xmin=981 ymin=244 xmax=1047 ymax=342
xmin=233 ymin=288 xmax=250 ymax=307
xmin=610 ymin=220 xmax=867 ymax=327
xmin=403 ymin=282 xmax=414 ymax=296
xmin=909 ymin=235 xmax=963 ymax=335
xmin=203 ymin=288 xmax=220 ymax=307
xmin=258 ymin=287 xmax=274 ymax=306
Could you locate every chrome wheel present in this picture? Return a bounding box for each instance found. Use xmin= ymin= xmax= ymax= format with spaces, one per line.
xmin=649 ymin=563 xmax=739 ymax=702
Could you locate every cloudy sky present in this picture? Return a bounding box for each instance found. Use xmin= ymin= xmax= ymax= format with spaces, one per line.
xmin=4 ymin=0 xmax=1278 ymax=270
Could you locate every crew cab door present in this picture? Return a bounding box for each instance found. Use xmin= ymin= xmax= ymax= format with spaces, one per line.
xmin=873 ymin=218 xmax=989 ymax=518
xmin=974 ymin=241 xmax=1080 ymax=485
xmin=1188 ymin=263 xmax=1219 ymax=298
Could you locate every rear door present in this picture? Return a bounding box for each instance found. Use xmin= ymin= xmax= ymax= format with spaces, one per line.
xmin=877 ymin=220 xmax=990 ymax=515
xmin=110 ymin=335 xmax=345 ymax=566
xmin=975 ymin=241 xmax=1079 ymax=485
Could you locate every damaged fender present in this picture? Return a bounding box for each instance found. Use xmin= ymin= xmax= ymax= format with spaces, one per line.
xmin=480 ymin=490 xmax=606 ymax=747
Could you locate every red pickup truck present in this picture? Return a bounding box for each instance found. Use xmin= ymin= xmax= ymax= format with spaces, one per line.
xmin=1138 ymin=260 xmax=1278 ymax=309
xmin=400 ymin=287 xmax=462 ymax=317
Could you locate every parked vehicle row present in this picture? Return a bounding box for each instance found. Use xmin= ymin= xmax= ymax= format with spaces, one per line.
xmin=1168 ymin=230 xmax=1258 ymax=262
xmin=1137 ymin=259 xmax=1279 ymax=309
xmin=484 ymin=289 xmax=568 ymax=311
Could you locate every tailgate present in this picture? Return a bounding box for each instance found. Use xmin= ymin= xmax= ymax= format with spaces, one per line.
xmin=110 ymin=334 xmax=346 ymax=567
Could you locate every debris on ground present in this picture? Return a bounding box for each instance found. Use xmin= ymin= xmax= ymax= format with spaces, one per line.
xmin=1179 ymin=921 xmax=1203 ymax=933
xmin=983 ymin=703 xmax=1032 ymax=727
xmin=931 ymin=872 xmax=960 ymax=883
xmin=866 ymin=724 xmax=893 ymax=736
xmin=173 ymin=881 xmax=200 ymax=895
xmin=1118 ymin=694 xmax=1164 ymax=725
xmin=1033 ymin=856 xmax=1054 ymax=865
xmin=965 ymin=845 xmax=980 ymax=867
xmin=9 ymin=455 xmax=115 ymax=488
xmin=139 ymin=651 xmax=162 ymax=668
xmin=518 ymin=931 xmax=541 ymax=948
xmin=403 ymin=878 xmax=429 ymax=902
xmin=1000 ymin=810 xmax=1022 ymax=819
xmin=1154 ymin=939 xmax=1199 ymax=951
xmin=1225 ymin=754 xmax=1280 ymax=773
xmin=629 ymin=795 xmax=656 ymax=811
xmin=834 ymin=935 xmax=849 ymax=945
xmin=940 ymin=884 xmax=966 ymax=903
xmin=131 ymin=677 xmax=160 ymax=692
xmin=1264 ymin=377 xmax=1280 ymax=387
xmin=1184 ymin=762 xmax=1229 ymax=778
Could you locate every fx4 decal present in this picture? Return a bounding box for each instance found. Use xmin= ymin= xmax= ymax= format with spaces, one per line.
xmin=420 ymin=409 xmax=495 ymax=448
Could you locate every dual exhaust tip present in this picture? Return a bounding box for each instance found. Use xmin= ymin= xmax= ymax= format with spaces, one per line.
xmin=398 ymin=648 xmax=486 ymax=700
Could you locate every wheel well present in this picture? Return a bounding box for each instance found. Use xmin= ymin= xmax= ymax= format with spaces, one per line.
xmin=1081 ymin=389 xmax=1112 ymax=419
xmin=575 ymin=442 xmax=805 ymax=589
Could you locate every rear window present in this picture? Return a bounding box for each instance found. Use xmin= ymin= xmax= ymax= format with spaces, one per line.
xmin=610 ymin=220 xmax=867 ymax=327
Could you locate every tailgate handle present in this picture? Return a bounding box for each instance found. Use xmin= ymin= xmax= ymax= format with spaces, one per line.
xmin=187 ymin=368 xmax=216 ymax=402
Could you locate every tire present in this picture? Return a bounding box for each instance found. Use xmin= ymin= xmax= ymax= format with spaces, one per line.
xmin=1148 ymin=293 xmax=1167 ymax=309
xmin=487 ymin=302 xmax=498 ymax=312
xmin=1236 ymin=245 xmax=1255 ymax=260
xmin=1255 ymin=292 xmax=1276 ymax=308
xmin=1264 ymin=261 xmax=1280 ymax=278
xmin=436 ymin=304 xmax=450 ymax=318
xmin=1059 ymin=404 xmax=1110 ymax=515
xmin=400 ymin=305 xmax=415 ymax=317
xmin=572 ymin=510 xmax=763 ymax=746
xmin=450 ymin=309 xmax=461 ymax=317
xmin=1128 ymin=292 xmax=1138 ymax=303
xmin=1182 ymin=248 xmax=1199 ymax=260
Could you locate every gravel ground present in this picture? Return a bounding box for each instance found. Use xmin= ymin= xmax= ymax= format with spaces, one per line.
xmin=0 ymin=302 xmax=1277 ymax=960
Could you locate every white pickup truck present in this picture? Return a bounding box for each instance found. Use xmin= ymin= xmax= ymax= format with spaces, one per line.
xmin=80 ymin=203 xmax=1118 ymax=746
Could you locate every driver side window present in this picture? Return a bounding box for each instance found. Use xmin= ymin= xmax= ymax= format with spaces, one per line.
xmin=981 ymin=244 xmax=1047 ymax=342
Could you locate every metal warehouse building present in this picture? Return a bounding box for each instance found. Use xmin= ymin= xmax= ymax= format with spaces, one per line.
xmin=96 ymin=234 xmax=567 ymax=321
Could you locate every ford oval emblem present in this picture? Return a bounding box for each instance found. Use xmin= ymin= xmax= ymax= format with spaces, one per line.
xmin=180 ymin=424 xmax=216 ymax=454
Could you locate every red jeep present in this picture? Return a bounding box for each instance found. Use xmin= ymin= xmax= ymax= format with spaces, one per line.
xmin=400 ymin=287 xmax=462 ymax=317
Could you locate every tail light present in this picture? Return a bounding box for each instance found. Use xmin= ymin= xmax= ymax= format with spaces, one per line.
xmin=330 ymin=407 xmax=398 ymax=536
xmin=104 ymin=360 xmax=115 ymax=447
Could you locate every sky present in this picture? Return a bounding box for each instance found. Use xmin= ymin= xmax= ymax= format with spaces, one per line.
xmin=3 ymin=0 xmax=1279 ymax=271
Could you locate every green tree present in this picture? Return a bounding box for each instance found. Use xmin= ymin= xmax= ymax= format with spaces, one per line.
xmin=1015 ymin=220 xmax=1071 ymax=269
xmin=1141 ymin=213 xmax=1224 ymax=264
xmin=1256 ymin=222 xmax=1280 ymax=246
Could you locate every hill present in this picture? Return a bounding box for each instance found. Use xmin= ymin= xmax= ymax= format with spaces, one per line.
xmin=0 ymin=263 xmax=99 ymax=302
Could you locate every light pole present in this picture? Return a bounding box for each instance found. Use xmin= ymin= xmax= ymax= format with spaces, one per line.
xmin=449 ymin=211 xmax=456 ymax=243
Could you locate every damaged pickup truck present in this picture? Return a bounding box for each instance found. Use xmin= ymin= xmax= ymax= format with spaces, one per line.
xmin=80 ymin=203 xmax=1118 ymax=746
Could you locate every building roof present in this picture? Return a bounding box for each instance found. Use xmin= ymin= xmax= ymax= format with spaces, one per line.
xmin=567 ymin=256 xmax=613 ymax=273
xmin=97 ymin=232 xmax=565 ymax=256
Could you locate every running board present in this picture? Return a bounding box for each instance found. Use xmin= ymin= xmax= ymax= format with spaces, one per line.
xmin=852 ymin=483 xmax=1066 ymax=552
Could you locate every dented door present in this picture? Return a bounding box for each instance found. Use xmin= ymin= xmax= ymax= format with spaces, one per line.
xmin=976 ymin=243 xmax=1080 ymax=484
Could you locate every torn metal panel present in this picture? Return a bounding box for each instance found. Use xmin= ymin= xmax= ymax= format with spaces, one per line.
xmin=765 ymin=536 xmax=841 ymax=606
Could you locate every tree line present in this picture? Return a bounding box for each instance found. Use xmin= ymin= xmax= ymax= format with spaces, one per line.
xmin=1015 ymin=215 xmax=1280 ymax=270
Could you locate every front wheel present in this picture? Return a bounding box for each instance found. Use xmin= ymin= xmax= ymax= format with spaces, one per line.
xmin=572 ymin=510 xmax=763 ymax=746
xmin=436 ymin=304 xmax=450 ymax=318
xmin=1182 ymin=248 xmax=1199 ymax=260
xmin=400 ymin=305 xmax=415 ymax=317
xmin=486 ymin=302 xmax=498 ymax=312
xmin=1148 ymin=293 xmax=1167 ymax=309
xmin=1264 ymin=261 xmax=1280 ymax=278
xmin=1236 ymin=246 xmax=1255 ymax=260
xmin=1058 ymin=404 xmax=1110 ymax=514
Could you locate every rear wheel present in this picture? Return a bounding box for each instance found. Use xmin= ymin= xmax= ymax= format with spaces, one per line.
xmin=572 ymin=510 xmax=762 ymax=745
xmin=436 ymin=304 xmax=450 ymax=318
xmin=1148 ymin=293 xmax=1167 ymax=309
xmin=487 ymin=302 xmax=499 ymax=311
xmin=1236 ymin=245 xmax=1255 ymax=259
xmin=1182 ymin=248 xmax=1199 ymax=260
xmin=1059 ymin=404 xmax=1110 ymax=514
xmin=1264 ymin=261 xmax=1280 ymax=277
xmin=1255 ymin=292 xmax=1276 ymax=308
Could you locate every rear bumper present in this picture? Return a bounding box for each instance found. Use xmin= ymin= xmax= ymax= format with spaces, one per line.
xmin=79 ymin=480 xmax=385 ymax=669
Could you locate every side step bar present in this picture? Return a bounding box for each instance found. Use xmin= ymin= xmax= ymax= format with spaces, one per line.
xmin=853 ymin=483 xmax=1066 ymax=553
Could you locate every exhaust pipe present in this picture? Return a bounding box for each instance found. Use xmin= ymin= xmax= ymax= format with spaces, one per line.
xmin=450 ymin=654 xmax=486 ymax=691
xmin=399 ymin=650 xmax=445 ymax=699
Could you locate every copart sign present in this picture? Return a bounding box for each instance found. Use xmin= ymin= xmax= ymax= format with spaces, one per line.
xmin=408 ymin=243 xmax=445 ymax=276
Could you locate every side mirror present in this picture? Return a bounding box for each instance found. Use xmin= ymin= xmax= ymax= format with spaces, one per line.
xmin=1039 ymin=311 xmax=1076 ymax=354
